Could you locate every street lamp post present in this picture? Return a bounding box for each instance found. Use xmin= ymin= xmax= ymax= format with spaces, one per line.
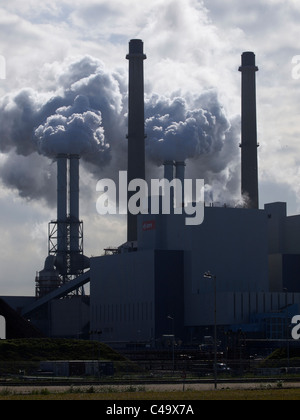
xmin=204 ymin=271 xmax=217 ymax=390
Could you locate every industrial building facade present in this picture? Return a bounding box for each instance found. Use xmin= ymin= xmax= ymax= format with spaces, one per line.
xmin=1 ymin=41 xmax=300 ymax=349
xmin=90 ymin=250 xmax=184 ymax=343
xmin=89 ymin=203 xmax=300 ymax=345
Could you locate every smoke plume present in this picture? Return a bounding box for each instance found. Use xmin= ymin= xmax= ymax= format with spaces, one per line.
xmin=145 ymin=91 xmax=241 ymax=203
xmin=0 ymin=56 xmax=127 ymax=205
xmin=145 ymin=91 xmax=230 ymax=162
xmin=35 ymin=95 xmax=108 ymax=159
xmin=0 ymin=54 xmax=241 ymax=207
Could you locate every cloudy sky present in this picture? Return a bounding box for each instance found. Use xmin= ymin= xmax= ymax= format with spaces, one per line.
xmin=0 ymin=0 xmax=300 ymax=295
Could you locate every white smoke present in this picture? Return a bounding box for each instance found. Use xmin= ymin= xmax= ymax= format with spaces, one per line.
xmin=0 ymin=55 xmax=126 ymax=159
xmin=145 ymin=91 xmax=230 ymax=163
xmin=0 ymin=55 xmax=127 ymax=205
xmin=0 ymin=54 xmax=241 ymax=207
xmin=145 ymin=90 xmax=241 ymax=204
xmin=35 ymin=95 xmax=108 ymax=158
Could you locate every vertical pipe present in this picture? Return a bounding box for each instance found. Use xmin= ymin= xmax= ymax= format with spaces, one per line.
xmin=126 ymin=39 xmax=147 ymax=243
xmin=175 ymin=161 xmax=186 ymax=208
xmin=164 ymin=160 xmax=174 ymax=182
xmin=69 ymin=154 xmax=80 ymax=256
xmin=164 ymin=160 xmax=175 ymax=214
xmin=239 ymin=52 xmax=259 ymax=209
xmin=57 ymin=154 xmax=68 ymax=255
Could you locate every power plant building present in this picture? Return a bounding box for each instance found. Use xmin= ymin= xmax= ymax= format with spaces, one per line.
xmin=90 ymin=204 xmax=270 ymax=343
xmin=2 ymin=41 xmax=300 ymax=348
xmin=89 ymin=198 xmax=300 ymax=344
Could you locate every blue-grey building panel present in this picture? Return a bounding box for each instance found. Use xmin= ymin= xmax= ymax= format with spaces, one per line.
xmin=90 ymin=251 xmax=155 ymax=342
xmin=154 ymin=250 xmax=184 ymax=340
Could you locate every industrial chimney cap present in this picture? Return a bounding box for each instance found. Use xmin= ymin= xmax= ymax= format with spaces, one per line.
xmin=239 ymin=52 xmax=258 ymax=72
xmin=129 ymin=39 xmax=144 ymax=54
xmin=127 ymin=39 xmax=147 ymax=59
xmin=241 ymin=52 xmax=256 ymax=67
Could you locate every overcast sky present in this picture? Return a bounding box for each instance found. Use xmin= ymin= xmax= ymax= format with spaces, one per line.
xmin=0 ymin=0 xmax=300 ymax=295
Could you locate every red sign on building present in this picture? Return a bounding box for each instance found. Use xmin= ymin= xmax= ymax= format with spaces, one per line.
xmin=142 ymin=220 xmax=156 ymax=231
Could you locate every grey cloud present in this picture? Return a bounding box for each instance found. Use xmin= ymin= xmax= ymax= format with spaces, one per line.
xmin=0 ymin=152 xmax=56 ymax=206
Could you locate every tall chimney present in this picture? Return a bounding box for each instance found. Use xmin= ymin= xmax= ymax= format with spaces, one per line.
xmin=175 ymin=161 xmax=186 ymax=208
xmin=56 ymin=154 xmax=68 ymax=274
xmin=163 ymin=160 xmax=175 ymax=213
xmin=69 ymin=154 xmax=80 ymax=255
xmin=126 ymin=39 xmax=147 ymax=243
xmin=239 ymin=52 xmax=259 ymax=209
xmin=46 ymin=154 xmax=89 ymax=286
xmin=164 ymin=160 xmax=174 ymax=182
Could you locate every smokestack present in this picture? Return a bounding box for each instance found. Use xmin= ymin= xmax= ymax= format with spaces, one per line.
xmin=239 ymin=52 xmax=259 ymax=209
xmin=55 ymin=154 xmax=84 ymax=276
xmin=56 ymin=154 xmax=68 ymax=273
xmin=39 ymin=154 xmax=90 ymax=294
xmin=69 ymin=154 xmax=80 ymax=256
xmin=163 ymin=160 xmax=175 ymax=213
xmin=126 ymin=39 xmax=147 ymax=243
xmin=164 ymin=160 xmax=174 ymax=182
xmin=175 ymin=161 xmax=186 ymax=208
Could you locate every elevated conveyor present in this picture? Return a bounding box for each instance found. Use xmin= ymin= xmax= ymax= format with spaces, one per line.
xmin=22 ymin=270 xmax=90 ymax=317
